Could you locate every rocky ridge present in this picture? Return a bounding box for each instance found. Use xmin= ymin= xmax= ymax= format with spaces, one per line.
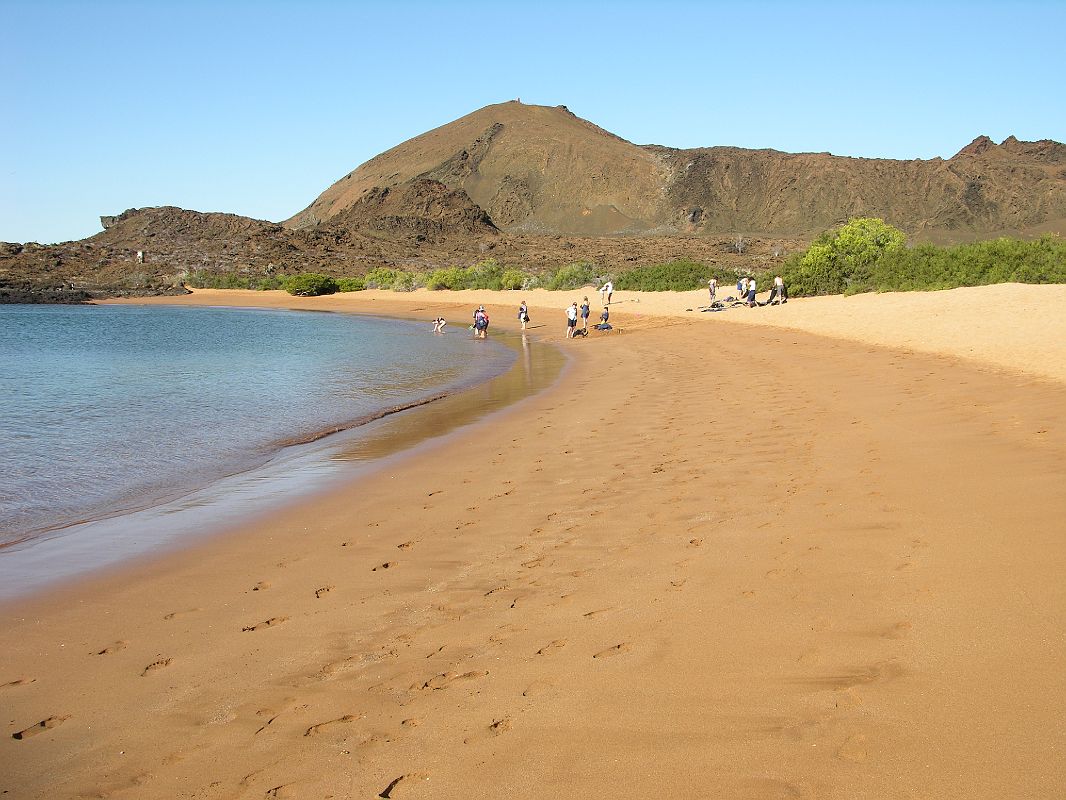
xmin=3 ymin=101 xmax=1064 ymax=299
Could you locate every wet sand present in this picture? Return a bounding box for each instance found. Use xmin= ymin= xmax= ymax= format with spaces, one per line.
xmin=1 ymin=286 xmax=1064 ymax=798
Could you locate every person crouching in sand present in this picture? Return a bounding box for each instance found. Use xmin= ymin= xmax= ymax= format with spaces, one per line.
xmin=595 ymin=306 xmax=611 ymax=330
xmin=432 ymin=317 xmax=446 ymax=333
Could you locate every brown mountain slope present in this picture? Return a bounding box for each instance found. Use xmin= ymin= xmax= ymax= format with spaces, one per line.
xmin=288 ymin=101 xmax=1066 ymax=243
xmin=287 ymin=102 xmax=670 ymax=236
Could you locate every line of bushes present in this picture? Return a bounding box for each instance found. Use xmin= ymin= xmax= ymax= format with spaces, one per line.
xmin=184 ymin=228 xmax=1065 ymax=300
xmin=774 ymin=220 xmax=1066 ymax=296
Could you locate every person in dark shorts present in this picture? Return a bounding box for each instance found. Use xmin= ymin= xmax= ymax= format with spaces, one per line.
xmin=580 ymin=297 xmax=591 ymax=331
xmin=565 ymin=302 xmax=579 ymax=338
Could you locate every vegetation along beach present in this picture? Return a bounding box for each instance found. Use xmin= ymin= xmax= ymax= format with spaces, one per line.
xmin=3 ymin=2 xmax=1065 ymax=797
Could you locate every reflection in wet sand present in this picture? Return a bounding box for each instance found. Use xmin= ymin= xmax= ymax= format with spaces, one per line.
xmin=330 ymin=330 xmax=565 ymax=463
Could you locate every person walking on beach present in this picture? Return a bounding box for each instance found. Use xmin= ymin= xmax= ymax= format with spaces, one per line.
xmin=580 ymin=296 xmax=591 ymax=331
xmin=599 ymin=279 xmax=614 ymax=305
xmin=746 ymin=277 xmax=757 ymax=307
xmin=473 ymin=306 xmax=489 ymax=338
xmin=774 ymin=275 xmax=787 ymax=304
xmin=708 ymin=277 xmax=718 ymax=303
xmin=518 ymin=300 xmax=530 ymax=330
xmin=566 ymin=302 xmax=579 ymax=338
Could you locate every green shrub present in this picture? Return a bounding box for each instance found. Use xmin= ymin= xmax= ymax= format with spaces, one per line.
xmin=426 ymin=266 xmax=470 ymax=290
xmin=364 ymin=267 xmax=398 ymax=289
xmin=615 ymin=259 xmax=710 ymax=291
xmin=468 ymin=258 xmax=504 ymax=290
xmin=390 ymin=271 xmax=420 ymax=292
xmin=336 ymin=277 xmax=365 ymax=292
xmin=780 ymin=230 xmax=1066 ymax=298
xmin=500 ymin=269 xmax=525 ymax=290
xmin=546 ymin=262 xmax=598 ymax=291
xmin=283 ymin=273 xmax=338 ymax=296
xmin=252 ymin=275 xmax=283 ymax=291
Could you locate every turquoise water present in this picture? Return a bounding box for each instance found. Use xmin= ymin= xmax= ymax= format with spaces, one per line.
xmin=0 ymin=304 xmax=513 ymax=550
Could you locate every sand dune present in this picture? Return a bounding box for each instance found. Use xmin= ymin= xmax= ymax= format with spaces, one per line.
xmin=1 ymin=284 xmax=1064 ymax=798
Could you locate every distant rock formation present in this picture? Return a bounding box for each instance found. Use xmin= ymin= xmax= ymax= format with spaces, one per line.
xmin=4 ymin=101 xmax=1065 ymax=298
xmin=288 ymin=102 xmax=1066 ymax=244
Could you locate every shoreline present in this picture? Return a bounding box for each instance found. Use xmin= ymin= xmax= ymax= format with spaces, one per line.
xmin=0 ymin=304 xmax=565 ymax=603
xmin=109 ymin=282 xmax=1066 ymax=386
xmin=2 ymin=285 xmax=1064 ymax=798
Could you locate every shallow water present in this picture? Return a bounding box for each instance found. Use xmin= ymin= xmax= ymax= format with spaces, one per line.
xmin=0 ymin=304 xmax=513 ymax=548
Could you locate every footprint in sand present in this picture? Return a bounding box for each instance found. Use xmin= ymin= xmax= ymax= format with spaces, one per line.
xmin=304 ymin=714 xmax=358 ymax=737
xmin=12 ymin=714 xmax=71 ymax=740
xmin=489 ymin=716 xmax=512 ymax=735
xmin=372 ymin=562 xmax=395 ymax=571
xmin=811 ymin=661 xmax=906 ymax=691
xmin=314 ymin=585 xmax=334 ymax=599
xmin=1 ymin=677 xmax=37 ymax=690
xmin=582 ymin=608 xmax=612 ymax=618
xmin=163 ymin=608 xmax=201 ymax=620
xmin=242 ymin=617 xmax=288 ymax=632
xmin=252 ymin=581 xmax=271 ymax=591
xmin=141 ymin=658 xmax=172 ymax=676
xmin=837 ymin=733 xmax=869 ymax=762
xmin=879 ymin=621 xmax=912 ymax=639
xmin=688 ymin=538 xmax=703 ymax=547
xmin=592 ymin=643 xmax=631 ymax=659
xmin=378 ymin=773 xmax=428 ymax=799
xmin=535 ymin=639 xmax=567 ymax=656
xmin=94 ymin=640 xmax=128 ymax=656
xmin=522 ymin=679 xmax=554 ymax=697
xmin=397 ymin=541 xmax=415 ymax=550
xmin=413 ymin=670 xmax=489 ymax=691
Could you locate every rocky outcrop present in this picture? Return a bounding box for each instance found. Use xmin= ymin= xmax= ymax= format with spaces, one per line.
xmin=290 ymin=102 xmax=1066 ymax=243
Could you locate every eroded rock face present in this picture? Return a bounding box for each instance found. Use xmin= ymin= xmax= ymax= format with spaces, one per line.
xmin=5 ymin=102 xmax=1064 ymax=299
xmin=291 ymin=101 xmax=1066 ymax=242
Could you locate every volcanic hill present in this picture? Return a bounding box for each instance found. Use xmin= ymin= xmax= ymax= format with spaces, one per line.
xmin=290 ymin=101 xmax=1066 ymax=242
xmin=3 ymin=100 xmax=1065 ymax=299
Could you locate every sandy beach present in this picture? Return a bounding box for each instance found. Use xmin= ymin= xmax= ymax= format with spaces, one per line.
xmin=2 ymin=285 xmax=1065 ymax=799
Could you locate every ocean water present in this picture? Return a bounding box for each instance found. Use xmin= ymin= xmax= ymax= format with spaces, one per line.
xmin=0 ymin=304 xmax=514 ymax=550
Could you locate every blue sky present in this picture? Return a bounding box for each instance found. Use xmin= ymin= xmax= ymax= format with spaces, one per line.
xmin=3 ymin=0 xmax=1064 ymax=244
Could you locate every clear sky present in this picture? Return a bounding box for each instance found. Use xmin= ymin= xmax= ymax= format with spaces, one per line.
xmin=3 ymin=0 xmax=1064 ymax=244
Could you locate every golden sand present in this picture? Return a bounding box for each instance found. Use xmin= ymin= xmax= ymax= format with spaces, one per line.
xmin=1 ymin=285 xmax=1064 ymax=799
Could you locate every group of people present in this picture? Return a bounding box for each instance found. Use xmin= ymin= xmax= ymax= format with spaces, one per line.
xmin=430 ymin=272 xmax=786 ymax=339
xmin=708 ymin=275 xmax=788 ymax=307
xmin=566 ymin=296 xmax=610 ymax=338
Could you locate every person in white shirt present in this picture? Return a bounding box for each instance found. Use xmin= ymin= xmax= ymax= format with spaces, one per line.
xmin=708 ymin=277 xmax=718 ymax=302
xmin=774 ymin=275 xmax=787 ymax=304
xmin=599 ymin=280 xmax=614 ymax=305
xmin=565 ymin=302 xmax=579 ymax=338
